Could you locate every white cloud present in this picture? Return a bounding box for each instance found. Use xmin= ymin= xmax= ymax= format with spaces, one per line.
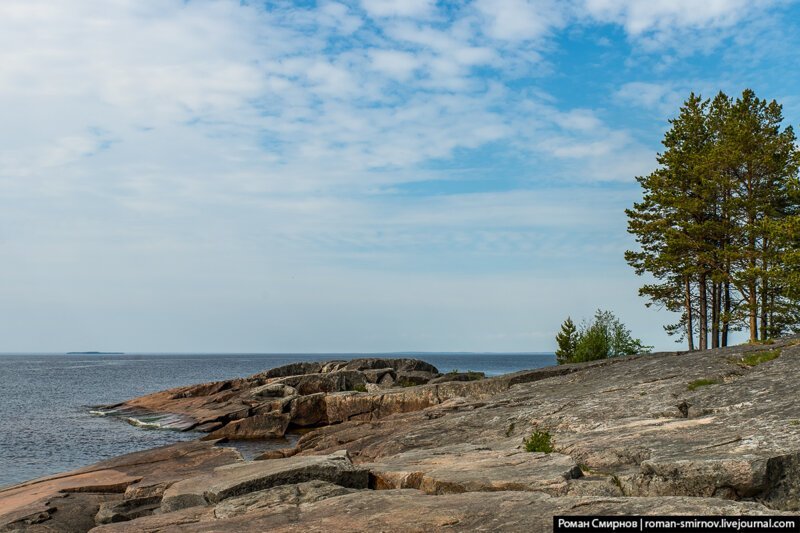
xmin=475 ymin=0 xmax=567 ymax=41
xmin=369 ymin=49 xmax=420 ymax=80
xmin=361 ymin=0 xmax=435 ymax=18
xmin=582 ymin=0 xmax=773 ymax=35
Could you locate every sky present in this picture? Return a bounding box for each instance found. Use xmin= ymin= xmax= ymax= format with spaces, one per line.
xmin=1 ymin=0 xmax=800 ymax=353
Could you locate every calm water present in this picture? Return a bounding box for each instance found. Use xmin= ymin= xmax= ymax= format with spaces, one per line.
xmin=0 ymin=352 xmax=555 ymax=487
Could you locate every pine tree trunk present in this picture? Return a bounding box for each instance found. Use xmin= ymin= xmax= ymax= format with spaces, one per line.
xmin=760 ymin=243 xmax=769 ymax=341
xmin=711 ymin=282 xmax=719 ymax=349
xmin=699 ymin=272 xmax=708 ymax=350
xmin=722 ymin=280 xmax=731 ymax=347
xmin=749 ymin=284 xmax=758 ymax=343
xmin=760 ymin=278 xmax=768 ymax=341
xmin=685 ymin=276 xmax=695 ymax=351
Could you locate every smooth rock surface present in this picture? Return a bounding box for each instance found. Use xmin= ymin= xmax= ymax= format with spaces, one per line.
xmin=365 ymin=444 xmax=582 ymax=495
xmin=107 ymin=491 xmax=781 ymax=533
xmin=160 ymin=451 xmax=368 ymax=512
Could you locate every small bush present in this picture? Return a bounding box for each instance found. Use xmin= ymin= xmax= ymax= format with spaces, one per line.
xmin=687 ymin=378 xmax=720 ymax=391
xmin=737 ymin=349 xmax=781 ymax=367
xmin=523 ymin=430 xmax=554 ymax=453
xmin=352 ymin=384 xmax=368 ymax=393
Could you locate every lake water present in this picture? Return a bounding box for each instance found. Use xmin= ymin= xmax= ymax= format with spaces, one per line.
xmin=0 ymin=352 xmax=555 ymax=487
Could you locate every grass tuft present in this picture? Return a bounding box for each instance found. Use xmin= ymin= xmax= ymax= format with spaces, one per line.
xmin=687 ymin=378 xmax=720 ymax=391
xmin=736 ymin=349 xmax=781 ymax=367
xmin=523 ymin=430 xmax=554 ymax=453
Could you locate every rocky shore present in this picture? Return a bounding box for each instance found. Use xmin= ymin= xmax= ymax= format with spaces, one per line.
xmin=2 ymin=339 xmax=800 ymax=531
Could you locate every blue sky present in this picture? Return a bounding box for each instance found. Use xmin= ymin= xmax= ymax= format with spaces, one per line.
xmin=1 ymin=0 xmax=799 ymax=352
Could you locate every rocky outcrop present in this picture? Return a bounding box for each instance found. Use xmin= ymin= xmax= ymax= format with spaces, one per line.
xmin=93 ymin=358 xmax=469 ymax=439
xmin=4 ymin=339 xmax=800 ymax=532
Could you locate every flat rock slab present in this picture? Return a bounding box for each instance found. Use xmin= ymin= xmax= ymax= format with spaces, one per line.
xmin=213 ymin=480 xmax=356 ymax=519
xmin=89 ymin=506 xmax=215 ymax=533
xmin=161 ymin=451 xmax=368 ymax=512
xmin=140 ymin=490 xmax=779 ymax=533
xmin=0 ymin=440 xmax=241 ymax=532
xmin=0 ymin=469 xmax=141 ymax=527
xmin=366 ymin=444 xmax=582 ymax=495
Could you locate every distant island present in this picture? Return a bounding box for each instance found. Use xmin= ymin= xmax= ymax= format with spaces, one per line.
xmin=66 ymin=351 xmax=125 ymax=355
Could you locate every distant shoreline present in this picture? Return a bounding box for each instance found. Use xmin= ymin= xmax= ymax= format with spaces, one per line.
xmin=66 ymin=351 xmax=125 ymax=355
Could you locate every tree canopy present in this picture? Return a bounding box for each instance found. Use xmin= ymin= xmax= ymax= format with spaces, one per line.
xmin=626 ymin=89 xmax=800 ymax=349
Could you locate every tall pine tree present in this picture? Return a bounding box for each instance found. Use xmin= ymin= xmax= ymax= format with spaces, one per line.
xmin=626 ymin=90 xmax=800 ymax=348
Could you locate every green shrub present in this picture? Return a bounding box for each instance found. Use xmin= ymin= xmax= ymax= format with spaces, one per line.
xmin=523 ymin=430 xmax=554 ymax=453
xmin=352 ymin=383 xmax=368 ymax=393
xmin=687 ymin=378 xmax=720 ymax=391
xmin=556 ymin=310 xmax=652 ymax=365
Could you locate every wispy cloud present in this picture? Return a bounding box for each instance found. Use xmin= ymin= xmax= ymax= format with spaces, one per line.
xmin=0 ymin=0 xmax=792 ymax=351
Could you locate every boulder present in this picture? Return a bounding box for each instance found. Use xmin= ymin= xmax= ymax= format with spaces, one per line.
xmin=273 ymin=371 xmax=367 ymax=395
xmin=288 ymin=393 xmax=327 ymax=427
xmin=361 ymin=368 xmax=395 ymax=384
xmin=204 ymin=411 xmax=291 ymax=440
xmin=249 ymin=383 xmax=298 ymax=399
xmin=343 ymin=358 xmax=439 ymax=374
xmin=250 ymin=362 xmax=323 ymax=380
xmin=95 ymin=495 xmax=161 ymax=524
xmin=429 ymin=371 xmax=485 ymax=384
xmin=395 ymin=370 xmax=436 ymax=387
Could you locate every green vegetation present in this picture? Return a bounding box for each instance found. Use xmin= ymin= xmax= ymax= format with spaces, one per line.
xmin=555 ymin=310 xmax=652 ymax=364
xmin=523 ymin=430 xmax=554 ymax=453
xmin=789 ymin=420 xmax=800 ymax=426
xmin=736 ymin=349 xmax=781 ymax=367
xmin=626 ymin=90 xmax=800 ymax=350
xmin=555 ymin=317 xmax=578 ymax=364
xmin=351 ymin=383 xmax=368 ymax=393
xmin=444 ymin=369 xmax=483 ymax=380
xmin=687 ymin=378 xmax=720 ymax=391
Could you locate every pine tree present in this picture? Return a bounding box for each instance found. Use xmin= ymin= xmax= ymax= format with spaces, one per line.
xmin=626 ymin=89 xmax=800 ymax=346
xmin=555 ymin=317 xmax=577 ymax=365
